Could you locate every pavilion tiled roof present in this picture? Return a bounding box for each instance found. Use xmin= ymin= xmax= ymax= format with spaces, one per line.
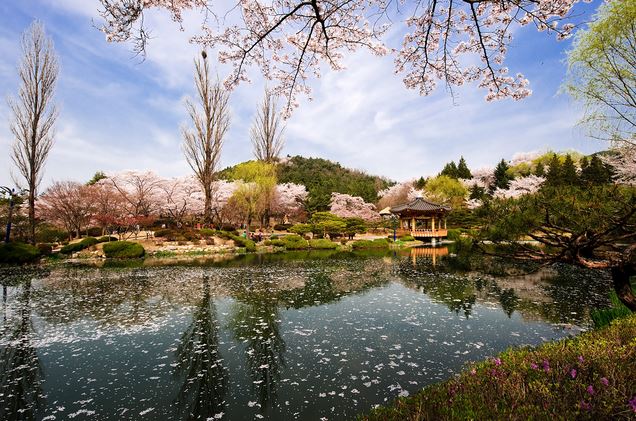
xmin=390 ymin=197 xmax=451 ymax=213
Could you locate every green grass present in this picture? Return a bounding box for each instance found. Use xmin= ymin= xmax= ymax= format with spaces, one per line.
xmin=360 ymin=314 xmax=636 ymax=420
xmin=0 ymin=242 xmax=41 ymax=265
xmin=591 ymin=288 xmax=635 ymax=328
xmin=103 ymin=241 xmax=145 ymax=259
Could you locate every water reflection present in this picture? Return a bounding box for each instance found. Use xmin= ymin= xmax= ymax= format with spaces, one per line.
xmin=230 ymin=281 xmax=286 ymax=412
xmin=174 ymin=275 xmax=228 ymax=420
xmin=0 ymin=279 xmax=43 ymax=421
xmin=0 ymin=251 xmax=614 ymax=420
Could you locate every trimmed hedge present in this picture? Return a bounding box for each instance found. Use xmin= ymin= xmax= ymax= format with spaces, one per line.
xmin=280 ymin=235 xmax=309 ymax=250
xmin=103 ymin=241 xmax=145 ymax=259
xmin=0 ymin=242 xmax=41 ymax=265
xmin=309 ymin=239 xmax=339 ymax=249
xmin=352 ymin=238 xmax=390 ymax=250
xmin=36 ymin=243 xmax=53 ymax=256
xmin=60 ymin=237 xmax=99 ymax=254
xmin=97 ymin=236 xmax=118 ymax=243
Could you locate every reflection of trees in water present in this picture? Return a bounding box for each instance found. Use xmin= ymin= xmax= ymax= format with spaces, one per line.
xmin=230 ymin=283 xmax=286 ymax=412
xmin=174 ymin=276 xmax=228 ymax=420
xmin=0 ymin=280 xmax=43 ymax=421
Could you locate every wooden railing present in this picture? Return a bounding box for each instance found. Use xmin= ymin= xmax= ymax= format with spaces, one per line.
xmin=396 ymin=228 xmax=448 ymax=238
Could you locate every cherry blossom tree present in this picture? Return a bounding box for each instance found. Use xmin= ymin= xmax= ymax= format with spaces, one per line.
xmin=493 ymin=175 xmax=545 ymax=199
xmin=271 ymin=183 xmax=308 ymax=222
xmin=104 ymin=170 xmax=163 ymax=218
xmin=157 ymin=176 xmax=205 ymax=227
xmin=98 ymin=0 xmax=583 ymax=113
xmin=88 ymin=181 xmax=126 ymax=236
xmin=329 ymin=192 xmax=380 ymax=221
xmin=37 ymin=181 xmax=94 ymax=239
xmin=603 ymin=147 xmax=636 ymax=186
xmin=378 ymin=181 xmax=415 ymax=209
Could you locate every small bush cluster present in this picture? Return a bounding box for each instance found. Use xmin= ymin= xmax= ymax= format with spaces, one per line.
xmin=60 ymin=237 xmax=99 ymax=254
xmin=270 ymin=235 xmax=309 ymax=250
xmin=0 ymin=242 xmax=41 ymax=265
xmin=352 ymin=238 xmax=390 ymax=250
xmin=36 ymin=243 xmax=54 ymax=256
xmin=361 ymin=314 xmax=636 ymax=420
xmin=399 ymin=235 xmax=415 ymax=241
xmin=103 ymin=241 xmax=145 ymax=259
xmin=308 ymin=239 xmax=339 ymax=250
xmin=591 ymin=289 xmax=635 ymax=328
xmin=273 ymin=223 xmax=293 ymax=231
xmin=97 ymin=236 xmax=118 ymax=243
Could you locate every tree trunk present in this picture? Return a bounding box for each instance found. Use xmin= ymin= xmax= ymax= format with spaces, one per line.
xmin=611 ymin=263 xmax=636 ymax=312
xmin=204 ymin=187 xmax=212 ymax=224
xmin=28 ymin=191 xmax=35 ymax=244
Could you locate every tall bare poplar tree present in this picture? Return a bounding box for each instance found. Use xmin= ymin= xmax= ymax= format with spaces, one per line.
xmin=250 ymin=89 xmax=285 ymax=163
xmin=182 ymin=51 xmax=231 ymax=223
xmin=9 ymin=21 xmax=59 ymax=244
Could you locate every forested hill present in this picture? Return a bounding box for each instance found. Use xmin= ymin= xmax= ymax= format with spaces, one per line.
xmin=219 ymin=156 xmax=392 ymax=212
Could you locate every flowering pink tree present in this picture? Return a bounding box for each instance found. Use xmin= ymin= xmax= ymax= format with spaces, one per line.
xmin=37 ymin=181 xmax=95 ymax=239
xmin=603 ymin=147 xmax=636 ymax=186
xmin=378 ymin=181 xmax=417 ymax=209
xmin=271 ymin=183 xmax=308 ymax=222
xmin=329 ymin=192 xmax=380 ymax=221
xmin=98 ymin=0 xmax=582 ymax=112
xmin=157 ymin=175 xmax=205 ymax=227
xmin=493 ymin=175 xmax=545 ymax=199
xmin=461 ymin=167 xmax=495 ymax=190
xmin=104 ymin=170 xmax=163 ymax=218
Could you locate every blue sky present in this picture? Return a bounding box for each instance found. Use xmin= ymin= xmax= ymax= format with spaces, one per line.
xmin=0 ymin=0 xmax=605 ymax=188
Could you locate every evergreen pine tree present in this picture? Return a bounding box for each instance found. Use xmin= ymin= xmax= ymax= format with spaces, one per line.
xmin=581 ymin=155 xmax=612 ymax=184
xmin=491 ymin=159 xmax=512 ymax=191
xmin=545 ymin=154 xmax=562 ymax=186
xmin=440 ymin=161 xmax=459 ymax=178
xmin=561 ymin=155 xmax=578 ymax=185
xmin=534 ymin=162 xmax=545 ymax=177
xmin=457 ymin=156 xmax=472 ymax=179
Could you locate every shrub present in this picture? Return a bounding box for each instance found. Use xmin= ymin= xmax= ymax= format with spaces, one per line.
xmin=273 ymin=223 xmax=293 ymax=231
xmin=280 ymin=235 xmax=309 ymax=250
xmin=446 ymin=228 xmax=462 ymax=242
xmin=399 ymin=235 xmax=415 ymax=241
xmin=220 ymin=224 xmax=237 ymax=232
xmin=200 ymin=228 xmax=216 ymax=237
xmin=362 ymin=314 xmax=636 ymax=420
xmin=270 ymin=234 xmax=279 ymax=240
xmin=97 ymin=236 xmax=118 ymax=243
xmin=352 ymin=238 xmax=390 ymax=250
xmin=0 ymin=242 xmax=41 ymax=265
xmin=60 ymin=237 xmax=99 ymax=254
xmin=289 ymin=223 xmax=312 ymax=235
xmin=103 ymin=241 xmax=145 ymax=259
xmin=153 ymin=229 xmax=173 ymax=238
xmin=36 ymin=226 xmax=68 ymax=243
xmin=86 ymin=227 xmax=103 ymax=237
xmin=36 ymin=243 xmax=53 ymax=256
xmin=229 ymin=234 xmax=256 ymax=252
xmin=309 ymin=239 xmax=338 ymax=249
xmin=270 ymin=239 xmax=285 ymax=247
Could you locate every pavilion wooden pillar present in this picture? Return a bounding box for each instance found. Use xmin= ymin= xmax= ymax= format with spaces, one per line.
xmin=432 ymin=216 xmax=436 ymax=232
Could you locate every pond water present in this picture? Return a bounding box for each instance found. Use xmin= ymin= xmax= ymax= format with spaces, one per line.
xmin=0 ymin=248 xmax=612 ymax=420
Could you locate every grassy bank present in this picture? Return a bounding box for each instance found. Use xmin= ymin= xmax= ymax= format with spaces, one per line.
xmin=361 ymin=314 xmax=636 ymax=420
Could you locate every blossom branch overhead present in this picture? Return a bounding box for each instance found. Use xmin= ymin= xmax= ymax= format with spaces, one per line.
xmin=98 ymin=0 xmax=587 ymax=114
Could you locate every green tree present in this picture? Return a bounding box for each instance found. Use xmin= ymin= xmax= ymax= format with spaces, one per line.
xmin=440 ymin=161 xmax=459 ymax=179
xmin=561 ymin=155 xmax=579 ymax=185
xmin=581 ymin=155 xmax=613 ymax=185
xmin=309 ymin=212 xmax=347 ymax=238
xmin=491 ymin=159 xmax=512 ymax=191
xmin=86 ymin=171 xmax=107 ymax=186
xmin=414 ymin=177 xmax=427 ymax=190
xmin=534 ymin=162 xmax=545 ymax=177
xmin=344 ymin=217 xmax=367 ymax=240
xmin=457 ymin=156 xmax=472 ymax=179
xmin=479 ymin=185 xmax=636 ymax=311
xmin=565 ymin=0 xmax=635 ymax=146
xmin=545 ymin=154 xmax=562 ymax=186
xmin=228 ymin=161 xmax=277 ymax=233
xmin=424 ymin=175 xmax=467 ymax=208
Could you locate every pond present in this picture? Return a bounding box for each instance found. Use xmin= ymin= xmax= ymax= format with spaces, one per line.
xmin=0 ymin=248 xmax=612 ymax=420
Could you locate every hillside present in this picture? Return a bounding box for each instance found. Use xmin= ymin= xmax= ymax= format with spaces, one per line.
xmin=218 ymin=156 xmax=392 ymax=212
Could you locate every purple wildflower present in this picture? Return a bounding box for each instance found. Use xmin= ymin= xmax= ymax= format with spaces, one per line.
xmin=494 ymin=358 xmax=502 ymax=366
xmin=629 ymin=396 xmax=636 ymax=412
xmin=470 ymin=369 xmax=476 ymax=376
xmin=580 ymin=401 xmax=591 ymax=411
xmin=570 ymin=369 xmax=577 ymax=379
xmin=530 ymin=363 xmax=538 ymax=370
xmin=542 ymin=360 xmax=550 ymax=372
xmin=578 ymin=355 xmax=584 ymax=363
xmin=587 ymin=385 xmax=595 ymax=395
xmin=601 ymin=377 xmax=609 ymax=386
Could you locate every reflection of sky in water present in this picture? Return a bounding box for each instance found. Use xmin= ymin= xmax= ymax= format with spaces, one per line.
xmin=0 ymin=253 xmax=612 ymax=420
